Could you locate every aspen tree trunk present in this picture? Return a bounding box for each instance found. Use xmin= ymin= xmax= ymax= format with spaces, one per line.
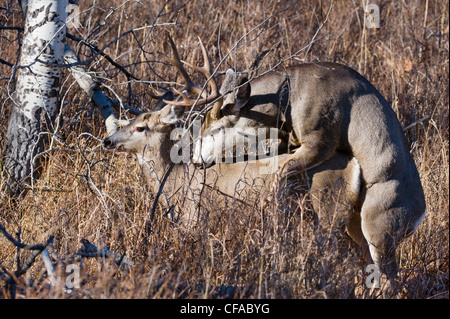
xmin=2 ymin=0 xmax=67 ymax=197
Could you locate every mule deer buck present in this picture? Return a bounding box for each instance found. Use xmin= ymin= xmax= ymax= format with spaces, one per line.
xmin=186 ymin=60 xmax=426 ymax=285
xmin=103 ymin=36 xmax=368 ymax=258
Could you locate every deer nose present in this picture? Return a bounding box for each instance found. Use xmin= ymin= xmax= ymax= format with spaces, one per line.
xmin=103 ymin=137 xmax=113 ymax=148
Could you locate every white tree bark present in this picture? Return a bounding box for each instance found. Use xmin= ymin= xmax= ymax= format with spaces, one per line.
xmin=2 ymin=0 xmax=67 ymax=196
xmin=16 ymin=0 xmax=66 ymax=120
xmin=63 ymin=45 xmax=131 ymax=135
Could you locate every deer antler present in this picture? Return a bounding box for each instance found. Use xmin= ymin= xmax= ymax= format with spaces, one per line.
xmin=181 ymin=37 xmax=219 ymax=98
xmin=163 ymin=34 xmax=220 ymax=108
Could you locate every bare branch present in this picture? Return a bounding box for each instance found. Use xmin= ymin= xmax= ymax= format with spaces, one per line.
xmin=63 ymin=44 xmax=127 ymax=135
xmin=1 ymin=222 xmax=132 ymax=297
xmin=0 ymin=223 xmax=55 ymax=298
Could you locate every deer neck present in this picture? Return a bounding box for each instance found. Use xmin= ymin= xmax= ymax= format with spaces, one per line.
xmin=136 ymin=132 xmax=178 ymax=190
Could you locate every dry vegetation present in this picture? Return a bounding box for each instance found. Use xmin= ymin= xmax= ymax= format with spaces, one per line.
xmin=0 ymin=0 xmax=448 ymax=299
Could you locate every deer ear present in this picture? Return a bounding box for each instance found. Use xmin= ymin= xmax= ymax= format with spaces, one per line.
xmin=142 ymin=112 xmax=152 ymax=121
xmin=219 ymin=69 xmax=237 ymax=95
xmin=160 ymin=104 xmax=184 ymax=125
xmin=232 ymin=77 xmax=251 ymax=112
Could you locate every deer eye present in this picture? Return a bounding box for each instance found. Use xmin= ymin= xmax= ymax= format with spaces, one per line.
xmin=134 ymin=126 xmax=146 ymax=133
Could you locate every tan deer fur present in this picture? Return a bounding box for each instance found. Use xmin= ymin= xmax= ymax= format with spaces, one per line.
xmin=195 ymin=63 xmax=426 ymax=283
xmin=103 ymin=106 xmax=367 ymax=256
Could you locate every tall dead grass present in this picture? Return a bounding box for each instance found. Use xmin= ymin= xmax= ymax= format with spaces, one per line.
xmin=0 ymin=0 xmax=448 ymax=299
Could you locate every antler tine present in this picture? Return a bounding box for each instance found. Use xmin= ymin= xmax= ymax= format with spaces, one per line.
xmin=191 ymin=38 xmax=222 ymax=120
xmin=163 ymin=35 xmax=221 ymax=109
xmin=181 ymin=37 xmax=219 ymax=99
xmin=163 ymin=88 xmax=219 ymax=107
xmin=165 ymin=33 xmax=204 ymax=98
xmin=163 ymin=88 xmax=195 ymax=107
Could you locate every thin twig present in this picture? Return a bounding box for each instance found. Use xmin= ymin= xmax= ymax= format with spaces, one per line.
xmin=149 ymin=162 xmax=176 ymax=222
xmin=303 ymin=1 xmax=335 ymax=62
xmin=403 ymin=116 xmax=430 ymax=132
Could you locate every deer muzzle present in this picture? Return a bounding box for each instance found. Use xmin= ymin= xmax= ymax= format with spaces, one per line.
xmin=103 ymin=136 xmax=118 ymax=149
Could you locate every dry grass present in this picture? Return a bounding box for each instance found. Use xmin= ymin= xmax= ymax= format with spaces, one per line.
xmin=0 ymin=0 xmax=448 ymax=299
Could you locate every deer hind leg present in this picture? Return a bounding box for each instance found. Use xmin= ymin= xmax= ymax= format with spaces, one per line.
xmin=346 ymin=212 xmax=373 ymax=264
xmin=360 ymin=203 xmax=400 ymax=288
xmin=360 ymin=177 xmax=427 ymax=286
xmin=366 ymin=237 xmax=399 ymax=292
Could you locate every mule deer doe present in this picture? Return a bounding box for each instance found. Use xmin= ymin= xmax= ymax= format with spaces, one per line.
xmin=186 ymin=60 xmax=426 ymax=285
